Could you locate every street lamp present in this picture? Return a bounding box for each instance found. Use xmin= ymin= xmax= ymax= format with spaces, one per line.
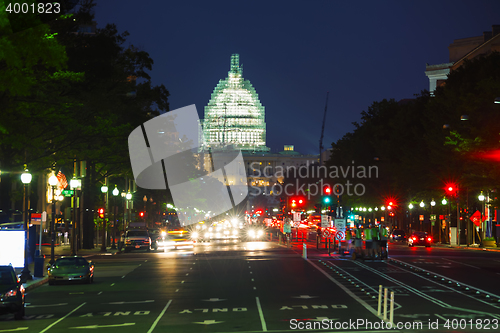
xmin=478 ymin=191 xmax=485 ymax=242
xmin=70 ymin=177 xmax=81 ymax=256
xmin=20 ymin=168 xmax=33 ymax=282
xmin=408 ymin=203 xmax=413 ymax=232
xmin=100 ymin=185 xmax=108 ymax=252
xmin=430 ymin=199 xmax=436 ymax=236
xmin=111 ymin=186 xmax=119 ymax=249
xmin=47 ymin=174 xmax=58 ymax=266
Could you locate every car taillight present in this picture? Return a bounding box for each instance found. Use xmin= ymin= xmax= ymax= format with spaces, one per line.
xmin=390 ymin=234 xmax=394 ymax=238
xmin=412 ymin=237 xmax=416 ymax=240
xmin=427 ymin=237 xmax=432 ymax=241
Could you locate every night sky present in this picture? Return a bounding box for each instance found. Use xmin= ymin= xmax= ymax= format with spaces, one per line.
xmin=94 ymin=0 xmax=500 ymax=155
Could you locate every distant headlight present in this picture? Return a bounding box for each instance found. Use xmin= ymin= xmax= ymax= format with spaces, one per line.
xmin=257 ymin=230 xmax=264 ymax=236
xmin=204 ymin=232 xmax=210 ymax=238
xmin=224 ymin=230 xmax=229 ymax=235
xmin=249 ymin=230 xmax=255 ymax=237
xmin=192 ymin=232 xmax=199 ymax=239
xmin=232 ymin=229 xmax=238 ymax=236
xmin=161 ymin=231 xmax=166 ymax=236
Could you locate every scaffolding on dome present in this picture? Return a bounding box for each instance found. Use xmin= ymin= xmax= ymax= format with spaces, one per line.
xmin=202 ymin=54 xmax=269 ymax=152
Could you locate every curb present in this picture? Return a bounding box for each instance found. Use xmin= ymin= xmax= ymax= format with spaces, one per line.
xmin=24 ymin=277 xmax=48 ymax=292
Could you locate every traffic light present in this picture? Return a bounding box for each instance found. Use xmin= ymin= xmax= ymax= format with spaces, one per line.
xmin=323 ymin=186 xmax=332 ymax=204
xmin=324 ymin=186 xmax=331 ymax=195
xmin=445 ymin=182 xmax=458 ymax=197
xmin=139 ymin=211 xmax=145 ymax=218
xmin=98 ymin=208 xmax=105 ymax=219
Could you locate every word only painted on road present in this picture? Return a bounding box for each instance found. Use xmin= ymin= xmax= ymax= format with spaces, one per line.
xmin=79 ymin=311 xmax=151 ymax=317
xmin=280 ymin=305 xmax=348 ymax=310
xmin=180 ymin=308 xmax=247 ymax=313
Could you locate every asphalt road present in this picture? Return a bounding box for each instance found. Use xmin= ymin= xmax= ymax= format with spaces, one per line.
xmin=2 ymin=239 xmax=500 ymax=332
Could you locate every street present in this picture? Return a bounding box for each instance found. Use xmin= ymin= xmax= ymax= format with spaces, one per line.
xmin=1 ymin=238 xmax=500 ymax=332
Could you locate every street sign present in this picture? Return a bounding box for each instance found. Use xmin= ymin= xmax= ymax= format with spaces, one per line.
xmin=334 ymin=219 xmax=346 ymax=240
xmin=31 ymin=213 xmax=41 ymax=225
xmin=293 ymin=212 xmax=301 ymax=222
xmin=336 ymin=231 xmax=345 ymax=240
xmin=470 ymin=210 xmax=482 ymax=227
xmin=321 ymin=215 xmax=329 ymax=228
xmin=62 ymin=189 xmax=74 ymax=197
xmin=323 ymin=228 xmax=331 ymax=238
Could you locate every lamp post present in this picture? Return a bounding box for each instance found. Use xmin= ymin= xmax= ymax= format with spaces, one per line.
xmin=70 ymin=177 xmax=81 ymax=255
xmin=111 ymin=186 xmax=119 ymax=249
xmin=408 ymin=203 xmax=413 ymax=233
xmin=441 ymin=197 xmax=448 ymax=243
xmin=478 ymin=191 xmax=485 ymax=243
xmin=47 ymin=174 xmax=58 ymax=265
xmin=430 ymin=199 xmax=436 ymax=236
xmin=100 ymin=185 xmax=108 ymax=252
xmin=20 ymin=168 xmax=33 ymax=282
xmin=126 ymin=192 xmax=132 ymax=231
xmin=143 ymin=195 xmax=147 ymax=226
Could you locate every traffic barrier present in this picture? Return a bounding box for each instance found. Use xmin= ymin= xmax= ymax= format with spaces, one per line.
xmin=302 ymin=243 xmax=307 ymax=259
xmin=377 ymin=285 xmax=394 ymax=325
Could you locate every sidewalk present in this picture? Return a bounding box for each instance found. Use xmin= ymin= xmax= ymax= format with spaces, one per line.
xmin=15 ymin=245 xmax=122 ymax=292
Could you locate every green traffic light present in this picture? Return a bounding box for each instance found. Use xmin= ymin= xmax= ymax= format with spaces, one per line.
xmin=324 ymin=197 xmax=331 ymax=203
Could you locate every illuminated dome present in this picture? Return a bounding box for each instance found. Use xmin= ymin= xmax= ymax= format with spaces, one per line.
xmin=203 ymin=54 xmax=269 ymax=152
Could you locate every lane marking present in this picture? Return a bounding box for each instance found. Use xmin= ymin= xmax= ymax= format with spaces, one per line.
xmin=26 ymin=303 xmax=67 ymax=308
xmin=121 ymin=276 xmax=125 ymax=279
xmin=307 ymin=260 xmax=378 ymax=316
xmin=181 ymin=281 xmax=185 ymax=284
xmin=255 ymin=297 xmax=267 ymax=332
xmin=97 ymin=291 xmax=102 ymax=295
xmin=107 ymin=300 xmax=154 ymax=304
xmin=186 ymin=273 xmax=189 ymax=276
xmin=175 ymin=289 xmax=179 ymax=292
xmin=147 ymin=300 xmax=172 ymax=333
xmin=69 ymin=323 xmax=135 ymax=329
xmin=40 ymin=302 xmax=86 ymax=333
xmin=442 ymin=258 xmax=480 ymax=269
xmin=0 ymin=328 xmax=29 ymax=332
xmin=110 ymin=283 xmax=115 ymax=287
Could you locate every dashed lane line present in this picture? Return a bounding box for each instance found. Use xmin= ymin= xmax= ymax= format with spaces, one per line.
xmin=39 ymin=302 xmax=86 ymax=333
xmin=147 ymin=300 xmax=172 ymax=333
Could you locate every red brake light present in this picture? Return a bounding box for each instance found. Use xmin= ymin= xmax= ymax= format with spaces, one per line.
xmin=427 ymin=237 xmax=432 ymax=241
xmin=412 ymin=236 xmax=416 ymax=240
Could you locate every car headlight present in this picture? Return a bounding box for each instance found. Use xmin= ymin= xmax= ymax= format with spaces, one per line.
xmin=204 ymin=232 xmax=210 ymax=238
xmin=192 ymin=232 xmax=199 ymax=239
xmin=232 ymin=230 xmax=238 ymax=236
xmin=257 ymin=230 xmax=264 ymax=236
xmin=249 ymin=230 xmax=255 ymax=237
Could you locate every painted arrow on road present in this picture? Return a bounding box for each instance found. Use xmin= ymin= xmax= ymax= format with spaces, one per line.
xmin=292 ymin=295 xmax=318 ymax=299
xmin=193 ymin=320 xmax=224 ymax=325
xmin=202 ymin=298 xmax=226 ymax=302
xmin=106 ymin=300 xmax=154 ymax=304
xmin=0 ymin=328 xmax=29 ymax=332
xmin=69 ymin=323 xmax=135 ymax=329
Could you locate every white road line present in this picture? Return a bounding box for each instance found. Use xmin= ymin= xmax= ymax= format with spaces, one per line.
xmin=97 ymin=291 xmax=102 ymax=295
xmin=39 ymin=302 xmax=86 ymax=333
xmin=255 ymin=297 xmax=267 ymax=332
xmin=147 ymin=300 xmax=172 ymax=333
xmin=443 ymin=258 xmax=480 ymax=269
xmin=307 ymin=260 xmax=378 ymax=316
xmin=110 ymin=283 xmax=115 ymax=286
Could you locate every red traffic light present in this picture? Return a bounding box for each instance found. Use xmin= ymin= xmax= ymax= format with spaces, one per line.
xmin=98 ymin=208 xmax=105 ymax=219
xmin=324 ymin=186 xmax=331 ymax=195
xmin=139 ymin=211 xmax=145 ymax=217
xmin=444 ymin=182 xmax=458 ymax=196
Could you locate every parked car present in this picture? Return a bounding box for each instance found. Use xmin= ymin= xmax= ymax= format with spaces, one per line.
xmin=47 ymin=256 xmax=94 ymax=285
xmin=390 ymin=229 xmax=406 ymax=242
xmin=407 ymin=231 xmax=432 ymax=247
xmin=124 ymin=229 xmax=152 ymax=252
xmin=0 ymin=265 xmax=25 ymax=319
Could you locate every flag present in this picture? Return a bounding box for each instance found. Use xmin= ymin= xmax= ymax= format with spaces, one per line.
xmin=56 ymin=170 xmax=68 ymax=192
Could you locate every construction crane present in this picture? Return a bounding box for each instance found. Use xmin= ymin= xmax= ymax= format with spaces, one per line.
xmin=319 ymin=92 xmax=329 ymax=165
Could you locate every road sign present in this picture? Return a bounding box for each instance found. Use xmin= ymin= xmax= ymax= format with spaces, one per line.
xmin=62 ymin=189 xmax=74 ymax=197
xmin=293 ymin=221 xmax=300 ymax=228
xmin=321 ymin=215 xmax=329 ymax=228
xmin=334 ymin=219 xmax=345 ymax=240
xmin=31 ymin=213 xmax=41 ymax=225
xmin=293 ymin=212 xmax=301 ymax=222
xmin=470 ymin=210 xmax=482 ymax=227
xmin=336 ymin=231 xmax=345 ymax=240
xmin=323 ymin=229 xmax=331 ymax=238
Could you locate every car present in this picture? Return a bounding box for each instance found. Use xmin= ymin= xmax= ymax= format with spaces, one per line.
xmin=245 ymin=226 xmax=266 ymax=241
xmin=390 ymin=229 xmax=406 ymax=242
xmin=124 ymin=229 xmax=152 ymax=252
xmin=0 ymin=265 xmax=25 ymax=319
xmin=407 ymin=231 xmax=432 ymax=247
xmin=47 ymin=256 xmax=94 ymax=285
xmin=158 ymin=230 xmax=194 ymax=251
xmin=148 ymin=228 xmax=161 ymax=251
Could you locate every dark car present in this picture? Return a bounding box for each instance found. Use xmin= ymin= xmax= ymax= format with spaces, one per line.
xmin=124 ymin=229 xmax=152 ymax=252
xmin=47 ymin=256 xmax=94 ymax=285
xmin=408 ymin=231 xmax=432 ymax=247
xmin=390 ymin=229 xmax=406 ymax=242
xmin=0 ymin=265 xmax=25 ymax=319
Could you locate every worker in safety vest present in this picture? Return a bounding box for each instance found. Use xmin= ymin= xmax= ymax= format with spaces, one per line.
xmin=379 ymin=225 xmax=389 ymax=257
xmin=364 ymin=225 xmax=373 ymax=258
xmin=371 ymin=224 xmax=380 ymax=258
xmin=354 ymin=225 xmax=363 ymax=256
